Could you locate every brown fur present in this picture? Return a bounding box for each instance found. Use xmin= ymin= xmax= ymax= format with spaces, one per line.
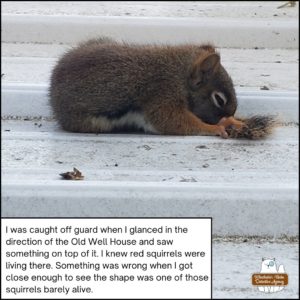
xmin=50 ymin=37 xmax=239 ymax=137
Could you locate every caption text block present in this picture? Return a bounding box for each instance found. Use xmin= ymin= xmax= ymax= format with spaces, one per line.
xmin=2 ymin=218 xmax=211 ymax=299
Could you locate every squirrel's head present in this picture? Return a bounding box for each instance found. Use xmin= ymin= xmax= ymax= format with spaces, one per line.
xmin=188 ymin=50 xmax=237 ymax=125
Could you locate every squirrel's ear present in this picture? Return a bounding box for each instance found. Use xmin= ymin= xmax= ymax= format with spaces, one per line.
xmin=190 ymin=53 xmax=220 ymax=89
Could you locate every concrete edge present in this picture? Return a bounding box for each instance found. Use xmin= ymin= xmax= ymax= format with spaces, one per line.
xmin=2 ymin=14 xmax=299 ymax=48
xmin=2 ymin=180 xmax=298 ymax=237
xmin=2 ymin=84 xmax=299 ymax=122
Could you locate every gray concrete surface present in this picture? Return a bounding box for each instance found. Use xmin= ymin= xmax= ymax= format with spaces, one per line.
xmin=2 ymin=1 xmax=299 ymax=48
xmin=2 ymin=14 xmax=298 ymax=48
xmin=2 ymin=120 xmax=298 ymax=237
xmin=2 ymin=43 xmax=299 ymax=90
xmin=2 ymin=83 xmax=298 ymax=123
xmin=2 ymin=1 xmax=298 ymax=19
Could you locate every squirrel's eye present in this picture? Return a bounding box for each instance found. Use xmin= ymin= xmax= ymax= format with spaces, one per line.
xmin=212 ymin=91 xmax=227 ymax=108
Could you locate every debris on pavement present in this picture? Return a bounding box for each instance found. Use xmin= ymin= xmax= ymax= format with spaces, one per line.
xmin=59 ymin=167 xmax=84 ymax=180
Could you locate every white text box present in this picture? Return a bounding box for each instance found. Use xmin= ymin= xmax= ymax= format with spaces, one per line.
xmin=2 ymin=218 xmax=211 ymax=299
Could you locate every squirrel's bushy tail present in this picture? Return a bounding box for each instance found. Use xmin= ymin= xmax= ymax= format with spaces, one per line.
xmin=227 ymin=115 xmax=279 ymax=139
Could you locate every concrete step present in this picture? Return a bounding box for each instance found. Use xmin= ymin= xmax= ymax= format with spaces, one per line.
xmin=2 ymin=1 xmax=298 ymax=19
xmin=2 ymin=43 xmax=299 ymax=90
xmin=2 ymin=83 xmax=298 ymax=123
xmin=2 ymin=119 xmax=298 ymax=237
xmin=2 ymin=14 xmax=298 ymax=48
xmin=2 ymin=1 xmax=298 ymax=48
xmin=2 ymin=52 xmax=299 ymax=238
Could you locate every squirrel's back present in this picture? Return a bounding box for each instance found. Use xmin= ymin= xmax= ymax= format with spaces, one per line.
xmin=50 ymin=38 xmax=213 ymax=132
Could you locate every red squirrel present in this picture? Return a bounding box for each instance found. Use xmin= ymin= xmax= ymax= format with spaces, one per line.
xmin=50 ymin=37 xmax=245 ymax=138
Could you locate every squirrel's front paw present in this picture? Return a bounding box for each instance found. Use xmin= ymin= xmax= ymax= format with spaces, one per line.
xmin=214 ymin=125 xmax=228 ymax=139
xmin=218 ymin=117 xmax=245 ymax=131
